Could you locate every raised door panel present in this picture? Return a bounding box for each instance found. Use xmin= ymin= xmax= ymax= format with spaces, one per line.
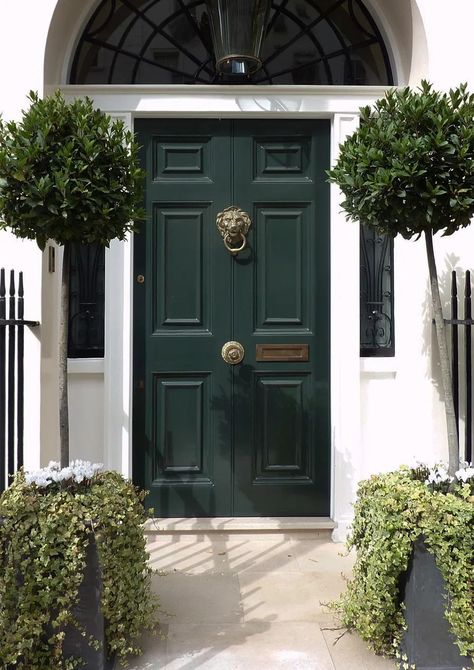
xmin=152 ymin=203 xmax=211 ymax=332
xmin=153 ymin=137 xmax=212 ymax=182
xmin=255 ymin=204 xmax=313 ymax=331
xmin=254 ymin=373 xmax=311 ymax=480
xmin=151 ymin=372 xmax=215 ymax=482
xmin=254 ymin=136 xmax=312 ymax=181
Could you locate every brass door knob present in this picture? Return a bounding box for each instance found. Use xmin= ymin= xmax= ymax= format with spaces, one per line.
xmin=221 ymin=341 xmax=245 ymax=365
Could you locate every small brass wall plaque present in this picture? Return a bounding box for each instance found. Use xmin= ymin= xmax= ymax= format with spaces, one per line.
xmin=256 ymin=344 xmax=309 ymax=362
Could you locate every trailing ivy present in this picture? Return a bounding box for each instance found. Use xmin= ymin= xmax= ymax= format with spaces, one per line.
xmin=335 ymin=467 xmax=474 ymax=666
xmin=421 ymin=487 xmax=474 ymax=660
xmin=0 ymin=467 xmax=159 ymax=669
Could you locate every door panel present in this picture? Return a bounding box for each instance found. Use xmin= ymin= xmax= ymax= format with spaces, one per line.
xmin=152 ymin=373 xmax=210 ymax=478
xmin=232 ymin=120 xmax=330 ymax=516
xmin=134 ymin=119 xmax=233 ymax=517
xmin=255 ymin=204 xmax=311 ymax=328
xmin=153 ymin=203 xmax=211 ymax=331
xmin=134 ymin=118 xmax=330 ymax=517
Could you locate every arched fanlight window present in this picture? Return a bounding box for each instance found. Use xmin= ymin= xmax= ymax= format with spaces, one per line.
xmin=70 ymin=0 xmax=393 ymax=86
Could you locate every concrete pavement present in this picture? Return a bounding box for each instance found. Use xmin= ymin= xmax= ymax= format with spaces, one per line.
xmin=129 ymin=530 xmax=397 ymax=669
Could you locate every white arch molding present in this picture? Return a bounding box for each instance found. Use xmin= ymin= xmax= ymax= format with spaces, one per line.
xmin=42 ymin=0 xmax=429 ymax=538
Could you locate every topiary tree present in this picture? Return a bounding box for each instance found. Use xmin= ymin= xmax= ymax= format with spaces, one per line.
xmin=0 ymin=91 xmax=144 ymax=467
xmin=328 ymin=81 xmax=474 ymax=475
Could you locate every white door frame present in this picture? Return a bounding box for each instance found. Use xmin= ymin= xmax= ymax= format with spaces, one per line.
xmin=49 ymin=83 xmax=390 ymax=538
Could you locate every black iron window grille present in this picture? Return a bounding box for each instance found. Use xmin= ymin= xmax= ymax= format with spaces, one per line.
xmin=360 ymin=226 xmax=394 ymax=356
xmin=68 ymin=243 xmax=105 ymax=358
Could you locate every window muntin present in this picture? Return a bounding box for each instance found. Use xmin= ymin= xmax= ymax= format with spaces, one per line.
xmin=70 ymin=0 xmax=393 ymax=86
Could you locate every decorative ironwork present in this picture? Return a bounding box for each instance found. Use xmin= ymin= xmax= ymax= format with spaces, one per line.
xmin=70 ymin=0 xmax=393 ymax=85
xmin=68 ymin=243 xmax=105 ymax=358
xmin=360 ymin=226 xmax=394 ymax=356
xmin=446 ymin=270 xmax=473 ymax=463
xmin=216 ymin=205 xmax=252 ymax=255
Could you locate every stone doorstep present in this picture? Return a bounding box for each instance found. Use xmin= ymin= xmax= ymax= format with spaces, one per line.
xmin=144 ymin=516 xmax=336 ymax=535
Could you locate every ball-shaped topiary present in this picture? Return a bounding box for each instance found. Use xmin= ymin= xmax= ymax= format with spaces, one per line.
xmin=0 ymin=90 xmax=144 ymax=250
xmin=328 ymin=81 xmax=474 ymax=240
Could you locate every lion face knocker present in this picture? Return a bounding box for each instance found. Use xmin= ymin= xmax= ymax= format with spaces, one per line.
xmin=216 ymin=206 xmax=252 ymax=255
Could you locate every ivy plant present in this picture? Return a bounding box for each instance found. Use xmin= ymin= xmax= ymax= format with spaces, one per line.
xmin=328 ymin=82 xmax=474 ymax=474
xmin=0 ymin=91 xmax=145 ymax=467
xmin=0 ymin=463 xmax=158 ymax=669
xmin=335 ymin=466 xmax=474 ymax=667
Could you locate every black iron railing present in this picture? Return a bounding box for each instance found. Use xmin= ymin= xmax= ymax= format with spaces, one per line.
xmin=0 ymin=269 xmax=39 ymax=492
xmin=446 ymin=270 xmax=473 ymax=464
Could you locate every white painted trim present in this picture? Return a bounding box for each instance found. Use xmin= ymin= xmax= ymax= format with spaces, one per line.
xmin=360 ymin=357 xmax=398 ymax=375
xmin=54 ymin=85 xmax=387 ymax=530
xmin=330 ymin=113 xmax=363 ymax=539
xmin=52 ymin=85 xmax=392 ymax=118
xmin=68 ymin=358 xmax=104 ymax=374
xmin=103 ymin=113 xmax=133 ymax=477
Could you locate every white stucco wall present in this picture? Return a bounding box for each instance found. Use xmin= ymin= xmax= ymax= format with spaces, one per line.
xmin=0 ymin=0 xmax=473 ymax=530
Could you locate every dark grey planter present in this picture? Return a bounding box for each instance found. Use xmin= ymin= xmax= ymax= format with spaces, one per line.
xmin=62 ymin=533 xmax=116 ymax=670
xmin=401 ymin=536 xmax=471 ymax=670
xmin=2 ymin=523 xmax=115 ymax=670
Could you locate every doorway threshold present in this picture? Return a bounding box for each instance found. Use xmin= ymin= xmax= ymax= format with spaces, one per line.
xmin=144 ymin=516 xmax=336 ymax=534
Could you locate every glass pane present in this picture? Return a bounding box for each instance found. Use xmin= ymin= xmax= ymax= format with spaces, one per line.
xmin=68 ymin=243 xmax=105 ymax=359
xmin=71 ymin=0 xmax=393 ymax=86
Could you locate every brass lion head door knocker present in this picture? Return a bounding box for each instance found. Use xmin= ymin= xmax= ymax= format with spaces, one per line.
xmin=216 ymin=206 xmax=251 ymax=255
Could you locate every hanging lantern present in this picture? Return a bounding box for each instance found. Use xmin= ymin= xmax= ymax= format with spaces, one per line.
xmin=205 ymin=0 xmax=271 ymax=76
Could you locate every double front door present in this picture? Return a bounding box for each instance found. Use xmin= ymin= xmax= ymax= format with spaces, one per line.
xmin=133 ymin=118 xmax=330 ymax=517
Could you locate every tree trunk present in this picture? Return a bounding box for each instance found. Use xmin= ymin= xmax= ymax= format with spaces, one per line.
xmin=424 ymin=229 xmax=459 ymax=475
xmin=59 ymin=243 xmax=70 ymax=469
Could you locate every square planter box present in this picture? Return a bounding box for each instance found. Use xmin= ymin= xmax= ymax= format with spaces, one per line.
xmin=62 ymin=534 xmax=116 ymax=670
xmin=401 ymin=536 xmax=470 ymax=670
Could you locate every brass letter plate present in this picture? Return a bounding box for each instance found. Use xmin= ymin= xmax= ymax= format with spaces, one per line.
xmin=256 ymin=344 xmax=309 ymax=362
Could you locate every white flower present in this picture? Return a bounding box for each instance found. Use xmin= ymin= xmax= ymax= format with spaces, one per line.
xmin=455 ymin=466 xmax=474 ymax=483
xmin=24 ymin=460 xmax=103 ymax=488
xmin=425 ymin=464 xmax=453 ymax=486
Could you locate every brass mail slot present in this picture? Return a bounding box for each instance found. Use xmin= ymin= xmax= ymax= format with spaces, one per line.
xmin=256 ymin=344 xmax=309 ymax=362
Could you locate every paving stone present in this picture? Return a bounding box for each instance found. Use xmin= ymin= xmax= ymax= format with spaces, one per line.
xmin=153 ymin=572 xmax=244 ymax=624
xmin=238 ymin=572 xmax=341 ymax=623
xmin=129 ymin=534 xmax=400 ymax=669
xmin=321 ymin=622 xmax=398 ymax=669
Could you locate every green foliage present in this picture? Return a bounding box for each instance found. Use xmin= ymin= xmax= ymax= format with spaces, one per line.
xmin=328 ymin=81 xmax=474 ymax=239
xmin=0 ymin=470 xmax=159 ymax=669
xmin=0 ymin=91 xmax=145 ymax=250
xmin=336 ymin=468 xmax=474 ymax=666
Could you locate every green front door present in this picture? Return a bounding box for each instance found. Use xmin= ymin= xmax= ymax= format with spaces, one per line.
xmin=133 ymin=118 xmax=330 ymax=517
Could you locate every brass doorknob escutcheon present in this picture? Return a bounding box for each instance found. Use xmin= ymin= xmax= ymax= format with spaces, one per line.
xmin=216 ymin=206 xmax=251 ymax=255
xmin=221 ymin=341 xmax=245 ymax=365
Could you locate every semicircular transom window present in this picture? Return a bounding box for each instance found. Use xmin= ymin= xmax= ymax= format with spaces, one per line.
xmin=70 ymin=0 xmax=393 ymax=86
